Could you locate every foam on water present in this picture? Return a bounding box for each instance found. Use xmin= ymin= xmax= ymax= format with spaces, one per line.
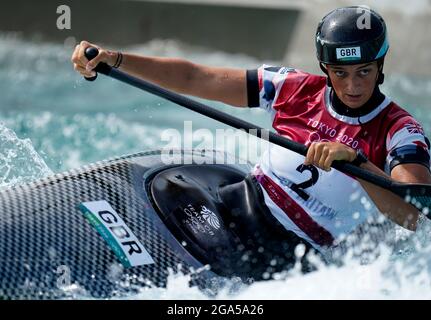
xmin=124 ymin=218 xmax=431 ymax=300
xmin=0 ymin=122 xmax=52 ymax=189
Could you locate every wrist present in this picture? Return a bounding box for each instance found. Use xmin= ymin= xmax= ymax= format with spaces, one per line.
xmin=351 ymin=149 xmax=368 ymax=166
xmin=112 ymin=51 xmax=123 ymax=69
xmin=348 ymin=148 xmax=357 ymax=162
xmin=107 ymin=51 xmax=122 ymax=68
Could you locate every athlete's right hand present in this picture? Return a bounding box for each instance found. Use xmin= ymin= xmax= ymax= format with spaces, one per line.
xmin=71 ymin=41 xmax=119 ymax=77
xmin=304 ymin=141 xmax=357 ymax=172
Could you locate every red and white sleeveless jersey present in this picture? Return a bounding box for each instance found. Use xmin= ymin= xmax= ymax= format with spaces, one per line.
xmin=247 ymin=65 xmax=430 ymax=255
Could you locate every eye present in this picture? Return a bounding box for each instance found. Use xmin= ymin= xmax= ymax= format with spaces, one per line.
xmin=358 ymin=69 xmax=370 ymax=76
xmin=334 ymin=70 xmax=346 ymax=77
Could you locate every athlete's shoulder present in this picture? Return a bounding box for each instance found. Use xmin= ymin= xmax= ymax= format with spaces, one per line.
xmin=384 ymin=101 xmax=424 ymax=133
xmin=385 ymin=100 xmax=413 ymax=115
xmin=259 ymin=66 xmax=325 ymax=99
xmin=249 ymin=65 xmax=327 ymax=110
xmin=258 ymin=65 xmax=324 ymax=83
xmin=381 ymin=100 xmax=430 ymax=171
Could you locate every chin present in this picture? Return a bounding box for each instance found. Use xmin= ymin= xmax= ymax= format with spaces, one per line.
xmin=342 ymin=99 xmax=366 ymax=109
xmin=346 ymin=102 xmax=363 ymax=109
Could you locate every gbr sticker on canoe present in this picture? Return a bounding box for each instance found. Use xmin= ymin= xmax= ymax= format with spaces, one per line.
xmin=79 ymin=200 xmax=154 ymax=268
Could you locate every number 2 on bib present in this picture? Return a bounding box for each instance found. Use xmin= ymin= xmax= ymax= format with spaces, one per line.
xmin=290 ymin=164 xmax=319 ymax=201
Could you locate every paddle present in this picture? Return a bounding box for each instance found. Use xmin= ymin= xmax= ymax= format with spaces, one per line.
xmin=83 ymin=47 xmax=431 ymax=216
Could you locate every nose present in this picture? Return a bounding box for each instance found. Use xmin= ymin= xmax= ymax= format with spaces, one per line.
xmin=345 ymin=75 xmax=362 ymax=93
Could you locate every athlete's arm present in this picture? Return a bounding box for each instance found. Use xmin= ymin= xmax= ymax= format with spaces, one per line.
xmin=356 ymin=161 xmax=430 ymax=231
xmin=390 ymin=163 xmax=431 ymax=184
xmin=305 ymin=142 xmax=428 ymax=231
xmin=71 ymin=41 xmax=248 ymax=107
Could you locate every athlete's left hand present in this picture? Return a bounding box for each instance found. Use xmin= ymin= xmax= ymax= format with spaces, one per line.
xmin=304 ymin=142 xmax=356 ymax=172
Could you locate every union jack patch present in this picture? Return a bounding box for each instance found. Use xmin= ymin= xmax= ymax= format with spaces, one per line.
xmin=405 ymin=122 xmax=424 ymax=135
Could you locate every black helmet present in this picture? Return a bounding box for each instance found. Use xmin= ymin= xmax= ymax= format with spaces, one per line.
xmin=316 ymin=6 xmax=389 ymax=65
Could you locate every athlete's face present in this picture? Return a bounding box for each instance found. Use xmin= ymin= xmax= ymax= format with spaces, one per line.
xmin=326 ymin=62 xmax=379 ymax=108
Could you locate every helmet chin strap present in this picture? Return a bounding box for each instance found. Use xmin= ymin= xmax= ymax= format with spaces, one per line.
xmin=319 ymin=63 xmax=332 ymax=87
xmin=376 ymin=58 xmax=385 ymax=85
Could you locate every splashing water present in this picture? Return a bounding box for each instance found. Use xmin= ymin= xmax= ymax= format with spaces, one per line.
xmin=0 ymin=122 xmax=51 ymax=189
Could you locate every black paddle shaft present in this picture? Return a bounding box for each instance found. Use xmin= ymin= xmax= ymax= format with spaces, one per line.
xmin=83 ymin=47 xmax=431 ymax=215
